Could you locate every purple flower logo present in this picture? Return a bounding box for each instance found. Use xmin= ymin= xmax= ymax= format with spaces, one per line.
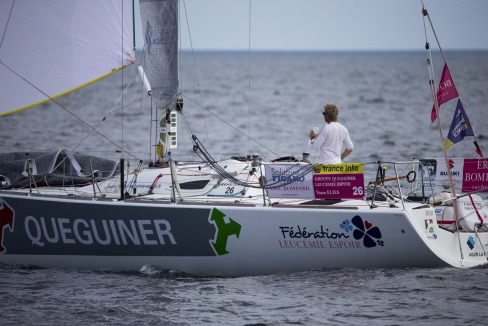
xmin=351 ymin=215 xmax=383 ymax=248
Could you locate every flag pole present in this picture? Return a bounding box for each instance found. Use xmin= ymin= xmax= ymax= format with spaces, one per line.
xmin=421 ymin=5 xmax=461 ymax=233
xmin=423 ymin=4 xmax=485 ymax=161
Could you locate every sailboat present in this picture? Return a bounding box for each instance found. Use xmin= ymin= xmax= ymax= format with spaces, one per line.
xmin=0 ymin=0 xmax=487 ymax=277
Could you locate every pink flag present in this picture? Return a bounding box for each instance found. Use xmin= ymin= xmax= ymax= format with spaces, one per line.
xmin=431 ymin=63 xmax=459 ymax=122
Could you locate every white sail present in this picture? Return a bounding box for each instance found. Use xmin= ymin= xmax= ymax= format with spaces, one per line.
xmin=0 ymin=0 xmax=135 ymax=116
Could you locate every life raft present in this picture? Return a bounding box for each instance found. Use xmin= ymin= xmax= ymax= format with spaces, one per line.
xmin=431 ymin=192 xmax=488 ymax=232
xmin=430 ymin=192 xmax=457 ymax=231
xmin=434 ymin=206 xmax=457 ymax=231
xmin=458 ymin=194 xmax=488 ymax=232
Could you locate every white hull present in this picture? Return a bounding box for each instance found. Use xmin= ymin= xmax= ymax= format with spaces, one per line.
xmin=1 ymin=1 xmax=487 ymax=277
xmin=1 ymin=191 xmax=487 ymax=276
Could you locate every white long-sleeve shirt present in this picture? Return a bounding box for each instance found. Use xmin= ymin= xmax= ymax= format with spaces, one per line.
xmin=309 ymin=122 xmax=353 ymax=164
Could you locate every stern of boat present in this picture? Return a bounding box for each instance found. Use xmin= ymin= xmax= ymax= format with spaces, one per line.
xmin=407 ymin=204 xmax=488 ymax=268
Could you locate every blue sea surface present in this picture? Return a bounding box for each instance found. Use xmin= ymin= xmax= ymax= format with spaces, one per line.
xmin=1 ymin=50 xmax=488 ymax=325
xmin=1 ymin=264 xmax=488 ymax=325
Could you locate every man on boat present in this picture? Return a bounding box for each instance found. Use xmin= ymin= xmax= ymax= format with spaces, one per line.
xmin=309 ymin=103 xmax=353 ymax=164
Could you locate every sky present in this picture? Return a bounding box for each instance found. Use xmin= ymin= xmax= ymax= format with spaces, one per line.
xmin=135 ymin=0 xmax=488 ymax=51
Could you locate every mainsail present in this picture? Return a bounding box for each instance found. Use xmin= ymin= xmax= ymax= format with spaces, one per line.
xmin=139 ymin=0 xmax=179 ymax=108
xmin=0 ymin=0 xmax=135 ymax=116
xmin=139 ymin=0 xmax=179 ymax=159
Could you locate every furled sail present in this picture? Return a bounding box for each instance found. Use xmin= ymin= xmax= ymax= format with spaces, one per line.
xmin=0 ymin=0 xmax=135 ymax=116
xmin=139 ymin=0 xmax=179 ymax=108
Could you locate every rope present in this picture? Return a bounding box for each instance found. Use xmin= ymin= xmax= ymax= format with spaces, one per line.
xmin=182 ymin=0 xmax=209 ymax=143
xmin=468 ymin=194 xmax=485 ymax=225
xmin=190 ymin=133 xmax=312 ymax=190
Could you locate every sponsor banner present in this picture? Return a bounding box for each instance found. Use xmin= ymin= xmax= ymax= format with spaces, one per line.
xmin=462 ymin=159 xmax=488 ymax=192
xmin=0 ymin=197 xmax=219 ymax=256
xmin=264 ymin=163 xmax=365 ymax=199
xmin=313 ymin=163 xmax=364 ymax=199
xmin=415 ymin=158 xmax=487 ymax=194
xmin=415 ymin=158 xmax=463 ymax=194
xmin=278 ymin=215 xmax=384 ymax=250
xmin=264 ymin=163 xmax=314 ymax=198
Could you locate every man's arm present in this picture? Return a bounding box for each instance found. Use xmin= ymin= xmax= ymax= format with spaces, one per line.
xmin=341 ymin=148 xmax=353 ymax=160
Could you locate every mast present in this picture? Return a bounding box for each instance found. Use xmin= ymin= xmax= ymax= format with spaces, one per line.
xmin=139 ymin=0 xmax=179 ymax=164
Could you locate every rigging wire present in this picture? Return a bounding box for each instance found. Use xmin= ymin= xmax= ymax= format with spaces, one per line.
xmin=420 ymin=2 xmax=442 ymax=139
xmin=0 ymin=0 xmax=15 ymax=49
xmin=178 ymin=0 xmax=182 ymax=96
xmin=70 ymin=73 xmax=143 ymax=154
xmin=180 ymin=94 xmax=280 ymax=157
xmin=181 ymin=0 xmax=209 ymax=142
xmin=0 ymin=60 xmax=140 ymax=160
xmin=178 ymin=0 xmax=276 ymax=159
xmin=44 ymin=2 xmax=141 ymax=181
xmin=248 ymin=0 xmax=252 ymax=154
xmin=0 ymin=1 xmax=139 ymax=160
xmin=176 ymin=0 xmax=284 ymax=161
xmin=189 ymin=130 xmax=312 ymax=190
xmin=420 ymin=0 xmax=446 ymax=63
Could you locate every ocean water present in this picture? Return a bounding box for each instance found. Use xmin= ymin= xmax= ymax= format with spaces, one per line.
xmin=2 ymin=51 xmax=488 ymax=162
xmin=1 ymin=51 xmax=488 ymax=324
xmin=1 ymin=265 xmax=488 ymax=325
